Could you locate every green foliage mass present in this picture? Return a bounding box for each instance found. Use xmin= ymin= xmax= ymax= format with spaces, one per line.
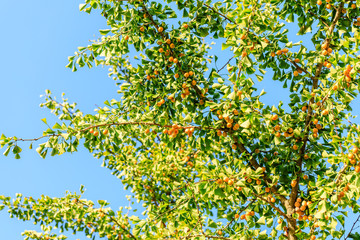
xmin=2 ymin=0 xmax=360 ymax=239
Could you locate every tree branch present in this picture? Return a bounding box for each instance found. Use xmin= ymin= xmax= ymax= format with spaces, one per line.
xmin=344 ymin=214 xmax=360 ymax=240
xmin=204 ymin=4 xmax=235 ymax=24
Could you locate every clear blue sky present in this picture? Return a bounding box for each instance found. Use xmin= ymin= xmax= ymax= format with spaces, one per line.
xmin=0 ymin=0 xmax=360 ymax=239
xmin=0 ymin=1 xmax=130 ymax=238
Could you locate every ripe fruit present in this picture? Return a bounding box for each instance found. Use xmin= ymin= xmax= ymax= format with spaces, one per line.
xmin=353 ymin=147 xmax=359 ymax=154
xmin=89 ymin=128 xmax=94 ymax=134
xmin=235 ymin=213 xmax=240 ymax=219
xmin=93 ymin=131 xmax=99 ymax=137
xmin=291 ymin=180 xmax=297 ymax=188
xmin=271 ymin=114 xmax=278 ymax=121
xmin=170 ymin=43 xmax=175 ymax=49
xmin=355 ymin=165 xmax=360 ymax=173
xmin=294 ymin=71 xmax=299 ymax=77
xmin=103 ymin=129 xmax=109 ymax=135
xmin=332 ymin=84 xmax=338 ymax=91
xmin=183 ymin=23 xmax=188 ymax=29
xmin=317 ymin=0 xmax=322 ymax=5
xmin=322 ymin=109 xmax=329 ymax=116
xmin=295 ymin=58 xmax=300 ymax=63
xmin=218 ymin=230 xmax=223 ymax=235
xmin=271 ymin=52 xmax=275 ymax=57
xmin=140 ymin=26 xmax=145 ymax=32
xmin=158 ymin=26 xmax=164 ymax=32
xmin=311 ymin=235 xmax=316 ymax=240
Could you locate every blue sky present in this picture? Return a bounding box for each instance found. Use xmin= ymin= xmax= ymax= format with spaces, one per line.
xmin=0 ymin=0 xmax=360 ymax=239
xmin=0 ymin=1 xmax=131 ymax=238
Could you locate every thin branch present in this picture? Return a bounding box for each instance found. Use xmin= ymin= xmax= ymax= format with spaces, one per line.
xmin=181 ymin=234 xmax=231 ymax=239
xmin=217 ymin=56 xmax=234 ymax=73
xmin=344 ymin=214 xmax=360 ymax=240
xmin=221 ymin=199 xmax=256 ymax=231
xmin=204 ymin=4 xmax=235 ymax=24
xmin=295 ymin=2 xmax=329 ymax=28
xmin=254 ymin=194 xmax=289 ymax=220
xmin=8 ymin=121 xmax=217 ymax=143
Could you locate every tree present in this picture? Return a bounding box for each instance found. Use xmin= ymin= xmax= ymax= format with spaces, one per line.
xmin=1 ymin=0 xmax=360 ymax=239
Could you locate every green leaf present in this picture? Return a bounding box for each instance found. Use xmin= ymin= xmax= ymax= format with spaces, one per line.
xmin=99 ymin=29 xmax=111 ymax=35
xmin=240 ymin=120 xmax=250 ymax=129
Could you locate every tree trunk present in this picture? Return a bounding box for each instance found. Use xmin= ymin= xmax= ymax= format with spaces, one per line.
xmin=284 ymin=199 xmax=297 ymax=240
xmin=288 ymin=218 xmax=297 ymax=240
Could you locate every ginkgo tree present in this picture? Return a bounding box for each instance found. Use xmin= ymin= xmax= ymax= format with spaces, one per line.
xmin=1 ymin=0 xmax=360 ymax=239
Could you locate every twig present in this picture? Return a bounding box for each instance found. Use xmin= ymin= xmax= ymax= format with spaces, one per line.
xmin=344 ymin=215 xmax=360 ymax=240
xmin=217 ymin=56 xmax=234 ymax=73
xmin=204 ymin=4 xmax=235 ymax=24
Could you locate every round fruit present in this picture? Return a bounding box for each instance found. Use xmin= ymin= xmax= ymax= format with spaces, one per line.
xmin=271 ymin=114 xmax=278 ymax=121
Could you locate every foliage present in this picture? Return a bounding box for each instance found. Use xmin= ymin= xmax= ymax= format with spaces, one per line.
xmin=2 ymin=0 xmax=360 ymax=239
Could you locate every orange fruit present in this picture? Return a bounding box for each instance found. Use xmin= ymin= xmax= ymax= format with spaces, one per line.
xmin=271 ymin=114 xmax=278 ymax=121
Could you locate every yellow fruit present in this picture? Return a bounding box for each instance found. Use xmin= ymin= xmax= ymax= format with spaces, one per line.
xmin=271 ymin=114 xmax=278 ymax=121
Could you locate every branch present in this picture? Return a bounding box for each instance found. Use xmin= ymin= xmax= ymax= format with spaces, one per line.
xmin=7 ymin=121 xmax=217 ymax=143
xmin=254 ymin=194 xmax=289 ymax=220
xmin=204 ymin=4 xmax=235 ymax=24
xmin=217 ymin=56 xmax=234 ymax=73
xmin=231 ymin=135 xmax=287 ymax=204
xmin=344 ymin=214 xmax=360 ymax=240
xmin=288 ymin=1 xmax=344 ymax=207
xmin=181 ymin=234 xmax=231 ymax=239
xmin=221 ymin=199 xmax=256 ymax=231
xmin=295 ymin=2 xmax=329 ymax=28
